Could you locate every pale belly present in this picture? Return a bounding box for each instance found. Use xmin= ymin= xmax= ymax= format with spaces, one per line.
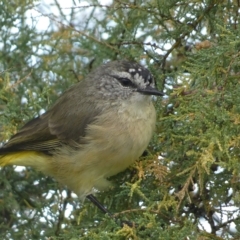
xmin=50 ymin=99 xmax=156 ymax=198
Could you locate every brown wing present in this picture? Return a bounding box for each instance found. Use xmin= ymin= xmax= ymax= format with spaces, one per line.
xmin=0 ymin=83 xmax=101 ymax=154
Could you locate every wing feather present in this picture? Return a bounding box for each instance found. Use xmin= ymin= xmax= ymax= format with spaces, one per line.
xmin=0 ymin=82 xmax=101 ymax=154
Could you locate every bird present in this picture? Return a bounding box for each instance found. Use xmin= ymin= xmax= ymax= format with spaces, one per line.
xmin=0 ymin=60 xmax=163 ymax=217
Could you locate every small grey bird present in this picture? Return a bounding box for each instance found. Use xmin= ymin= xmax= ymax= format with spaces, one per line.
xmin=0 ymin=60 xmax=163 ymax=202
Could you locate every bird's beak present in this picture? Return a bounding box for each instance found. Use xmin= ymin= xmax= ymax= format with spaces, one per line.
xmin=137 ymin=86 xmax=164 ymax=96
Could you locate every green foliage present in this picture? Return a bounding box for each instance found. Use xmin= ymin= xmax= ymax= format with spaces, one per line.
xmin=0 ymin=0 xmax=240 ymax=239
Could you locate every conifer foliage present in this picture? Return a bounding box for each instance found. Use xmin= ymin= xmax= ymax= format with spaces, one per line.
xmin=0 ymin=1 xmax=240 ymax=239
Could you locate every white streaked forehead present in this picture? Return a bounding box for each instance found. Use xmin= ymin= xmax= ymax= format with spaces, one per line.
xmin=133 ymin=72 xmax=145 ymax=86
xmin=129 ymin=68 xmax=136 ymax=73
xmin=104 ymin=60 xmax=156 ymax=89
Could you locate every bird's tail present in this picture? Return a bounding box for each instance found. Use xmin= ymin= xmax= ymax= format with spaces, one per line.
xmin=0 ymin=151 xmax=50 ymax=172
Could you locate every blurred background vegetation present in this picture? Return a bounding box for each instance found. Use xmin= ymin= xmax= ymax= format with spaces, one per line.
xmin=0 ymin=0 xmax=240 ymax=239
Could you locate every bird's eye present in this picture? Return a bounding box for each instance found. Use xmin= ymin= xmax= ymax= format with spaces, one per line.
xmin=117 ymin=78 xmax=135 ymax=88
